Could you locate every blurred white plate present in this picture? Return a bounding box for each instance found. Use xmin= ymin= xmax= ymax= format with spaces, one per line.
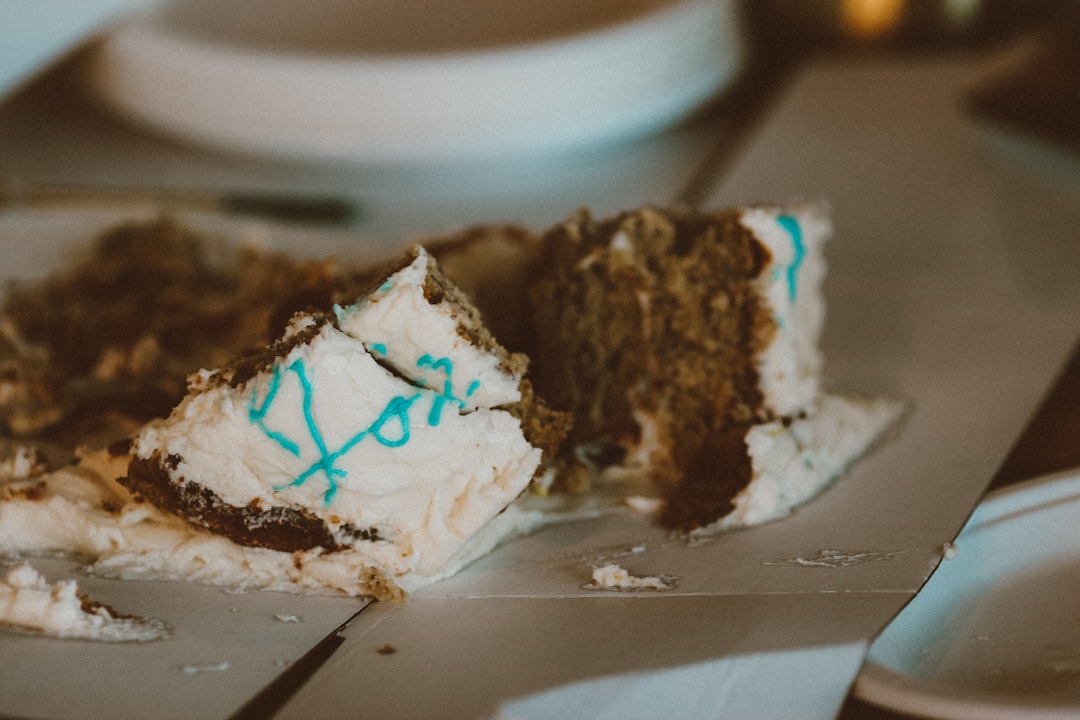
xmin=85 ymin=0 xmax=743 ymax=164
xmin=855 ymin=469 xmax=1080 ymax=719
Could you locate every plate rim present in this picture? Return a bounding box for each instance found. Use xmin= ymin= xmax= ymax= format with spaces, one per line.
xmin=854 ymin=467 xmax=1080 ymax=720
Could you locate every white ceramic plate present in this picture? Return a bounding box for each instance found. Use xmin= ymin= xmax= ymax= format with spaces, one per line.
xmin=855 ymin=469 xmax=1080 ymax=719
xmin=85 ymin=0 xmax=743 ymax=164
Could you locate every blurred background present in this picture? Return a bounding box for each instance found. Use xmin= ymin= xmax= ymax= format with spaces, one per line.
xmin=0 ymin=0 xmax=1077 ymax=242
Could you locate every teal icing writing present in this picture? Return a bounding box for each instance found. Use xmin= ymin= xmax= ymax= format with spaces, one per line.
xmin=282 ymin=392 xmax=421 ymax=503
xmin=370 ymin=342 xmax=387 ymax=356
xmin=416 ymin=354 xmax=480 ymax=426
xmin=249 ymin=366 xmax=300 ymax=457
xmin=416 ymin=353 xmax=452 ymax=374
xmin=777 ymin=214 xmax=805 ymax=302
xmin=249 ymin=358 xmax=422 ymax=504
xmin=249 ymin=348 xmax=482 ymax=504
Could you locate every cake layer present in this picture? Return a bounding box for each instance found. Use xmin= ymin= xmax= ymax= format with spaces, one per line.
xmin=0 ymin=444 xmax=552 ymax=599
xmin=334 ymin=247 xmax=525 ymax=412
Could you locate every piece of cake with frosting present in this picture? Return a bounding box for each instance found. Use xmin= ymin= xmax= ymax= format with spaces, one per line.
xmin=0 ymin=205 xmax=902 ymax=606
xmin=116 ymin=246 xmax=567 ymax=598
xmin=528 ymin=203 xmax=901 ymax=530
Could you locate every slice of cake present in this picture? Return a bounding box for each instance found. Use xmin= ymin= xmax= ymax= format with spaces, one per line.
xmin=528 ymin=203 xmax=899 ymax=530
xmin=114 ymin=246 xmax=567 ymax=597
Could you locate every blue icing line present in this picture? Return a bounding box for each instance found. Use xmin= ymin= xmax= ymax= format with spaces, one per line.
xmin=251 ymin=356 xmax=424 ymax=504
xmin=291 ymin=359 xmax=335 ymax=480
xmin=416 ymin=354 xmax=480 ymax=426
xmin=283 ymin=392 xmax=421 ymax=504
xmin=366 ymin=393 xmax=420 ymax=447
xmin=776 ymin=214 xmax=805 ymax=303
xmin=427 ymin=396 xmax=446 ymax=427
xmin=416 ymin=353 xmax=452 ymax=374
xmin=370 ymin=342 xmax=387 ymax=356
xmin=250 ymin=346 xmax=484 ymax=505
xmin=249 ymin=366 xmax=300 ymax=457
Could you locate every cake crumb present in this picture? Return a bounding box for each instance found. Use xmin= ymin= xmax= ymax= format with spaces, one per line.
xmin=942 ymin=542 xmax=958 ymax=560
xmin=585 ymin=563 xmax=675 ymax=591
xmin=624 ymin=496 xmax=662 ymax=515
xmin=375 ymin=643 xmax=397 ymax=655
xmin=179 ymin=661 xmax=230 ymax=674
xmin=274 ymin=613 xmax=301 ymax=623
xmin=0 ymin=562 xmax=171 ymax=642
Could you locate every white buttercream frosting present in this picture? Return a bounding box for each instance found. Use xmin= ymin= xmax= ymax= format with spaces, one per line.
xmin=134 ymin=323 xmax=538 ymax=579
xmin=739 ymin=201 xmax=829 ymax=417
xmin=334 ymin=248 xmax=521 ymax=411
xmin=0 ymin=448 xmax=550 ymax=596
xmin=704 ymin=394 xmax=905 ymax=532
xmin=604 ymin=393 xmax=903 ymax=533
xmin=587 ymin=563 xmax=674 ymax=591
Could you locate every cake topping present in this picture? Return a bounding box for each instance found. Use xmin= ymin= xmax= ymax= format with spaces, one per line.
xmin=777 ymin=214 xmax=806 ymax=302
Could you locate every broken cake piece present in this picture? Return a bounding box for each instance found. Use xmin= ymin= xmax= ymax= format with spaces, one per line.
xmin=117 ymin=246 xmax=567 ymax=597
xmin=529 ymin=203 xmax=901 ymax=530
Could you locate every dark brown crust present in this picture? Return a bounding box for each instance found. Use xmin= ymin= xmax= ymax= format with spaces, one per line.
xmin=529 ymin=206 xmax=778 ymax=529
xmin=214 ymin=320 xmax=328 ymax=390
xmin=419 ymin=248 xmax=529 ymax=379
xmin=507 ymin=378 xmax=573 ymax=461
xmin=122 ymin=453 xmax=352 ymax=552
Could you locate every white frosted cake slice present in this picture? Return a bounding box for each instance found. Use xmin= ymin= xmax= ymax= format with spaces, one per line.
xmin=116 ymin=247 xmax=566 ymax=598
xmin=333 ymin=248 xmax=524 ymax=413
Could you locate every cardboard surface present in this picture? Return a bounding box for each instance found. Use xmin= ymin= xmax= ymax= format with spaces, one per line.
xmin=1 ymin=42 xmax=1079 ymax=720
xmin=278 ymin=596 xmax=892 ymax=720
